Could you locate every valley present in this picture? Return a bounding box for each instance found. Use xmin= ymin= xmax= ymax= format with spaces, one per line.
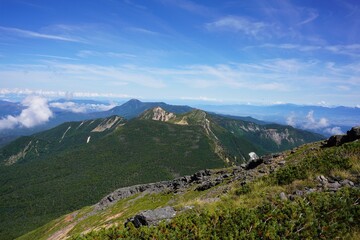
xmin=0 ymin=105 xmax=322 ymax=239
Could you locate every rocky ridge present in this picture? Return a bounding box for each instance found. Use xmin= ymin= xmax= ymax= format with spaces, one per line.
xmin=94 ymin=143 xmax=359 ymax=228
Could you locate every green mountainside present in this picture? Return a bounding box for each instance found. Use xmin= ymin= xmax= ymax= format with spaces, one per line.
xmin=18 ymin=129 xmax=360 ymax=240
xmin=0 ymin=107 xmax=323 ymax=239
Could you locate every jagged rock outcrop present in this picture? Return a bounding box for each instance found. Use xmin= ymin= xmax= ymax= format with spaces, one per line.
xmin=95 ymin=155 xmax=286 ymax=211
xmin=324 ymin=126 xmax=360 ymax=147
xmin=141 ymin=107 xmax=176 ymax=122
xmin=95 ymin=170 xmax=213 ymax=210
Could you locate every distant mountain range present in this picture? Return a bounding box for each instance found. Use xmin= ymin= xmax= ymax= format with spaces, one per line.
xmin=197 ymin=103 xmax=360 ymax=136
xmin=0 ymin=106 xmax=322 ymax=239
xmin=1 ymin=99 xmax=359 ymax=148
xmin=0 ymin=99 xmax=193 ymax=147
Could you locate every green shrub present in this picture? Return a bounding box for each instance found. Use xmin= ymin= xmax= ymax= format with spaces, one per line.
xmin=74 ymin=188 xmax=360 ymax=240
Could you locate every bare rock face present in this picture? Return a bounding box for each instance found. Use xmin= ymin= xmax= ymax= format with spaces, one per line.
xmin=91 ymin=116 xmax=123 ymax=132
xmin=151 ymin=107 xmax=175 ymax=122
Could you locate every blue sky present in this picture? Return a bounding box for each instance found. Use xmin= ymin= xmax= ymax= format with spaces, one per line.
xmin=0 ymin=0 xmax=359 ymax=106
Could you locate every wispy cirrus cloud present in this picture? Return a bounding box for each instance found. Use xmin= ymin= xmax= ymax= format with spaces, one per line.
xmin=0 ymin=26 xmax=83 ymax=42
xmin=205 ymin=16 xmax=269 ymax=37
xmin=0 ymin=58 xmax=359 ymax=105
xmin=180 ymin=96 xmax=221 ymax=102
xmin=123 ymin=0 xmax=147 ymax=10
xmin=28 ymin=54 xmax=78 ymax=61
xmin=158 ymin=0 xmax=212 ymax=16
xmin=126 ymin=27 xmax=160 ymax=35
xmin=77 ymin=50 xmax=136 ymax=58
xmin=249 ymin=43 xmax=360 ymax=57
xmin=298 ymin=9 xmax=319 ymax=25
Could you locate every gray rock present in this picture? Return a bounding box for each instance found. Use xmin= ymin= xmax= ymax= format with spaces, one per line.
xmin=125 ymin=206 xmax=176 ymax=228
xmin=340 ymin=179 xmax=354 ymax=187
xmin=278 ymin=161 xmax=286 ymax=166
xmin=325 ymin=135 xmax=347 ymax=147
xmin=245 ymin=158 xmax=264 ymax=170
xmin=196 ymin=177 xmax=222 ymax=191
xmin=191 ymin=169 xmax=211 ymax=182
xmin=317 ymin=175 xmax=328 ymax=184
xmin=347 ymin=126 xmax=360 ymax=140
xmin=222 ymin=174 xmax=230 ymax=179
xmin=294 ymin=190 xmax=304 ymax=196
xmin=327 ymin=181 xmax=341 ymax=191
xmin=279 ymin=192 xmax=287 ymax=201
xmin=288 ymin=195 xmax=295 ymax=201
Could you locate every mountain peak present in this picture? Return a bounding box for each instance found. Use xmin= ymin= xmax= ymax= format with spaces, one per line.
xmin=127 ymin=99 xmax=142 ymax=104
xmin=122 ymin=99 xmax=143 ymax=107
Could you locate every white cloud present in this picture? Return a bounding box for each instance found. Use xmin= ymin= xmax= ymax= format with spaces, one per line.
xmin=286 ymin=113 xmax=296 ymax=127
xmin=0 ymin=96 xmax=53 ymax=130
xmin=287 ymin=111 xmax=345 ymax=136
xmin=159 ymin=0 xmax=211 ymax=16
xmin=0 ymin=88 xmax=134 ymax=99
xmin=50 ymin=102 xmax=86 ymax=113
xmin=206 ymin=16 xmax=268 ymax=37
xmin=255 ymin=43 xmax=360 ymax=57
xmin=0 ymin=115 xmax=18 ymax=130
xmin=50 ymin=101 xmax=116 ymax=113
xmin=77 ymin=50 xmax=136 ymax=59
xmin=126 ymin=27 xmax=159 ymax=35
xmin=298 ymin=10 xmax=319 ymax=25
xmin=0 ymin=26 xmax=82 ymax=42
xmin=180 ymin=96 xmax=221 ymax=102
xmin=324 ymin=127 xmax=343 ymax=135
xmin=0 ymin=58 xmax=359 ymax=105
xmin=303 ymin=110 xmax=329 ymax=129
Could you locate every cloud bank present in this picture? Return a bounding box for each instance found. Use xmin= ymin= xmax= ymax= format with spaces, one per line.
xmin=50 ymin=101 xmax=116 ymax=113
xmin=286 ymin=110 xmax=343 ymax=135
xmin=0 ymin=96 xmax=53 ymax=130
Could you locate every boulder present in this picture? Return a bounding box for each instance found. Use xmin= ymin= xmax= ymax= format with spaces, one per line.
xmin=325 ymin=135 xmax=347 ymax=147
xmin=279 ymin=192 xmax=288 ymax=201
xmin=125 ymin=206 xmax=177 ymax=228
xmin=327 ymin=181 xmax=341 ymax=192
xmin=245 ymin=158 xmax=264 ymax=170
xmin=324 ymin=126 xmax=360 ymax=147
xmin=339 ymin=179 xmax=354 ymax=187
xmin=347 ymin=126 xmax=360 ymax=141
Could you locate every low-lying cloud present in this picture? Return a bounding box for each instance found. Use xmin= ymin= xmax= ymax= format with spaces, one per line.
xmin=303 ymin=110 xmax=329 ymax=129
xmin=324 ymin=127 xmax=343 ymax=135
xmin=0 ymin=96 xmax=53 ymax=130
xmin=286 ymin=110 xmax=343 ymax=135
xmin=50 ymin=101 xmax=116 ymax=113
